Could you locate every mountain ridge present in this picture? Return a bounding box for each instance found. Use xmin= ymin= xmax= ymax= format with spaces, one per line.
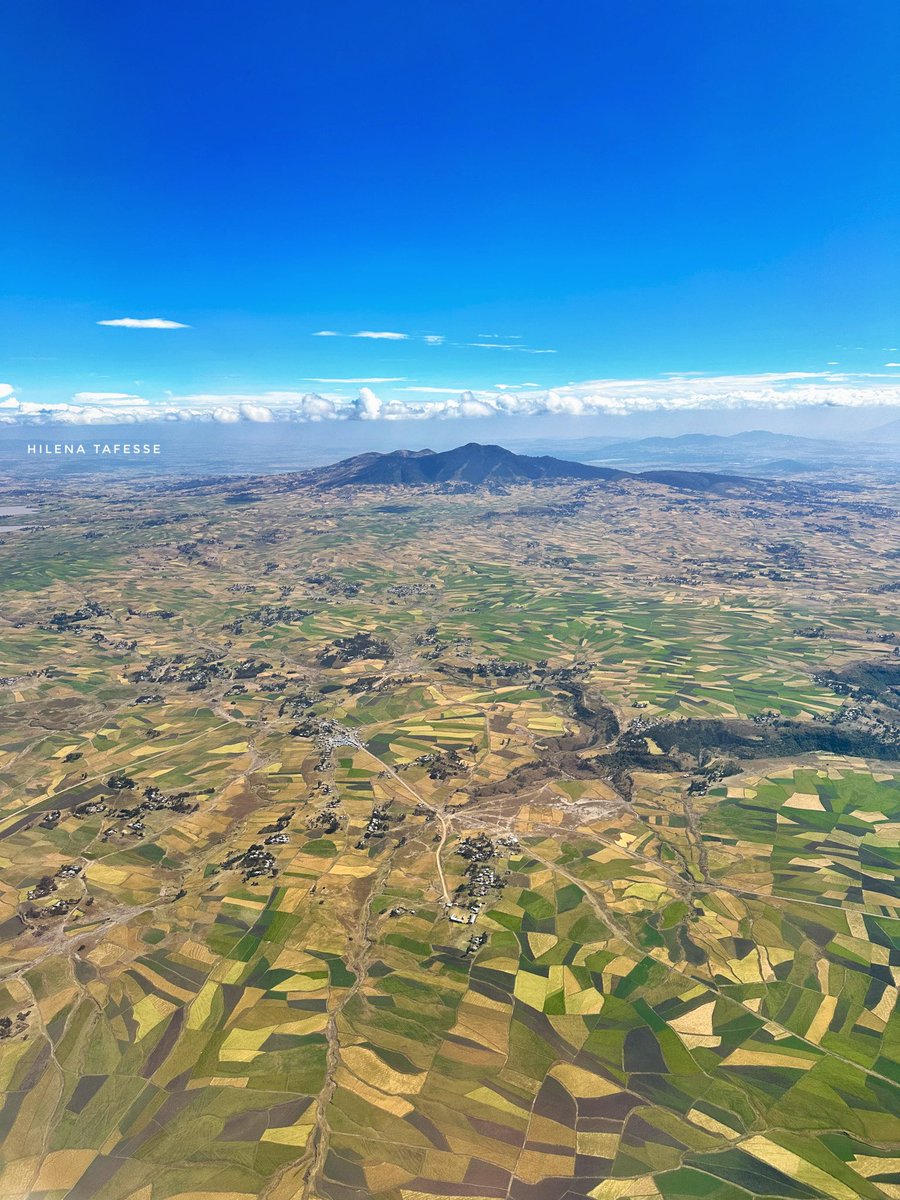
xmin=298 ymin=442 xmax=756 ymax=493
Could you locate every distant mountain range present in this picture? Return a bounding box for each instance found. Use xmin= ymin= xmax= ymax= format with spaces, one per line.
xmin=869 ymin=417 xmax=900 ymax=441
xmin=500 ymin=427 xmax=898 ymax=480
xmin=300 ymin=442 xmax=756 ymax=493
xmin=583 ymin=429 xmax=843 ymax=465
xmin=610 ymin=430 xmax=838 ymax=454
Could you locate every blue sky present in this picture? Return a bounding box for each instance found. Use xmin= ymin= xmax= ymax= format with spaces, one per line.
xmin=2 ymin=1 xmax=899 ymax=426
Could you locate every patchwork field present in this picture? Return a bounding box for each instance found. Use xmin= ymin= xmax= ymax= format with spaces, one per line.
xmin=0 ymin=468 xmax=898 ymax=1200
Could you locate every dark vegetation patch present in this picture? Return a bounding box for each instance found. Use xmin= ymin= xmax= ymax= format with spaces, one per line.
xmin=319 ymin=632 xmax=393 ymax=667
xmin=814 ymin=659 xmax=900 ymax=708
xmin=645 ymin=717 xmax=900 ymax=762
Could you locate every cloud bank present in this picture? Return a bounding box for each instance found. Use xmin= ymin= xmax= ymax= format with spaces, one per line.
xmin=3 ymin=371 xmax=900 ymax=426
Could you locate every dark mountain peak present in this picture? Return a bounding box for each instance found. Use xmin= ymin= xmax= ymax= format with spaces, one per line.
xmin=299 ymin=442 xmax=759 ymax=494
xmin=300 ymin=442 xmax=625 ymax=488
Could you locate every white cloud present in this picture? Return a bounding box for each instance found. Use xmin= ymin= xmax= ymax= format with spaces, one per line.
xmin=0 ymin=384 xmax=15 ymax=401
xmin=97 ymin=317 xmax=189 ymax=329
xmin=296 ymin=393 xmax=341 ymax=420
xmin=313 ymin=330 xmax=441 ymax=343
xmin=885 ymin=363 xmax=900 ymax=368
xmin=351 ymin=331 xmax=409 ymax=340
xmin=454 ymin=391 xmax=497 ymax=418
xmin=354 ymin=387 xmax=382 ymax=419
xmin=542 ymin=390 xmax=586 ymax=415
xmin=468 ymin=342 xmax=557 ymax=354
xmin=238 ymin=402 xmax=273 ymax=422
xmin=305 ymin=377 xmax=407 ymax=384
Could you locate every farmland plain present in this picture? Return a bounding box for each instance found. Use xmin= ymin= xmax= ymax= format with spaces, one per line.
xmin=0 ymin=466 xmax=898 ymax=1200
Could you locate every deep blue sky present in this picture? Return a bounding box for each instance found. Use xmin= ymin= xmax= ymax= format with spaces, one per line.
xmin=2 ymin=1 xmax=899 ymax=420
